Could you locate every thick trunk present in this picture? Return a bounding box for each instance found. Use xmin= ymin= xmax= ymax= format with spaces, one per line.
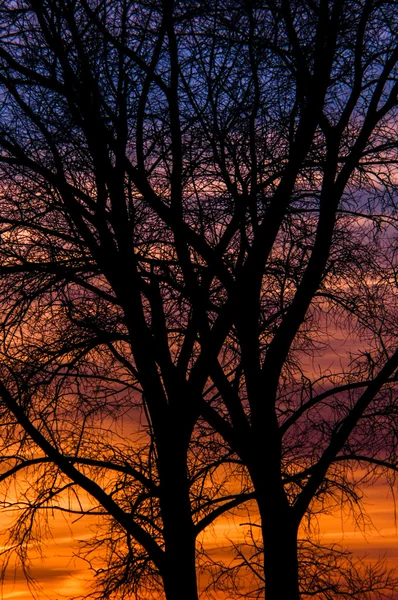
xmin=162 ymin=550 xmax=199 ymax=600
xmin=261 ymin=513 xmax=300 ymax=600
xmin=161 ymin=502 xmax=198 ymax=600
xmin=158 ymin=440 xmax=199 ymax=600
xmin=249 ymin=458 xmax=300 ymax=600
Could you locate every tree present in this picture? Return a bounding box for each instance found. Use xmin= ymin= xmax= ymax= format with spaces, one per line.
xmin=0 ymin=1 xmax=238 ymax=599
xmin=204 ymin=528 xmax=398 ymax=600
xmin=0 ymin=1 xmax=398 ymax=600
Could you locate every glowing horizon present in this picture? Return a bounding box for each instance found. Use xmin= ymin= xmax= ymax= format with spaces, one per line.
xmin=0 ymin=477 xmax=397 ymax=599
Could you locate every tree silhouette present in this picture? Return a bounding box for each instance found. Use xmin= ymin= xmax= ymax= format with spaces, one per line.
xmin=0 ymin=1 xmax=398 ymax=600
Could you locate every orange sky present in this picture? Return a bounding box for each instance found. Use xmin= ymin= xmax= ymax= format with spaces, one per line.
xmin=0 ymin=317 xmax=395 ymax=598
xmin=319 ymin=480 xmax=398 ymax=560
xmin=0 ymin=513 xmax=92 ymax=600
xmin=0 ymin=479 xmax=397 ymax=600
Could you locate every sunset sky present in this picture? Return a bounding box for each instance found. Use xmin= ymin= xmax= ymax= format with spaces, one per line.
xmin=0 ymin=2 xmax=398 ymax=600
xmin=0 ymin=304 xmax=395 ymax=599
xmin=1 ymin=480 xmax=397 ymax=599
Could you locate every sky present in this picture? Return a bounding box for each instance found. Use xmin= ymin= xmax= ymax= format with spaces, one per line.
xmin=0 ymin=513 xmax=92 ymax=600
xmin=0 ymin=300 xmax=391 ymax=600
xmin=0 ymin=327 xmax=396 ymax=600
xmin=0 ymin=479 xmax=397 ymax=600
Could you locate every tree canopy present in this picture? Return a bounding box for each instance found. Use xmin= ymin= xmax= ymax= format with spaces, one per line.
xmin=0 ymin=1 xmax=398 ymax=599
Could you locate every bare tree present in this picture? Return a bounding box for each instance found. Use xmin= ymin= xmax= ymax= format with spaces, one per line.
xmin=204 ymin=530 xmax=398 ymax=600
xmin=0 ymin=1 xmax=398 ymax=600
xmin=0 ymin=1 xmax=246 ymax=599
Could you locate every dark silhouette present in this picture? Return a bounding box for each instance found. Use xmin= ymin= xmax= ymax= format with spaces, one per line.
xmin=0 ymin=1 xmax=397 ymax=599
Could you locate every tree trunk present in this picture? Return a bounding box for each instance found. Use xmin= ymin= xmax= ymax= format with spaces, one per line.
xmin=249 ymin=455 xmax=300 ymax=600
xmin=158 ymin=439 xmax=199 ymax=600
xmin=162 ymin=549 xmax=199 ymax=600
xmin=161 ymin=496 xmax=198 ymax=600
xmin=261 ymin=512 xmax=300 ymax=600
